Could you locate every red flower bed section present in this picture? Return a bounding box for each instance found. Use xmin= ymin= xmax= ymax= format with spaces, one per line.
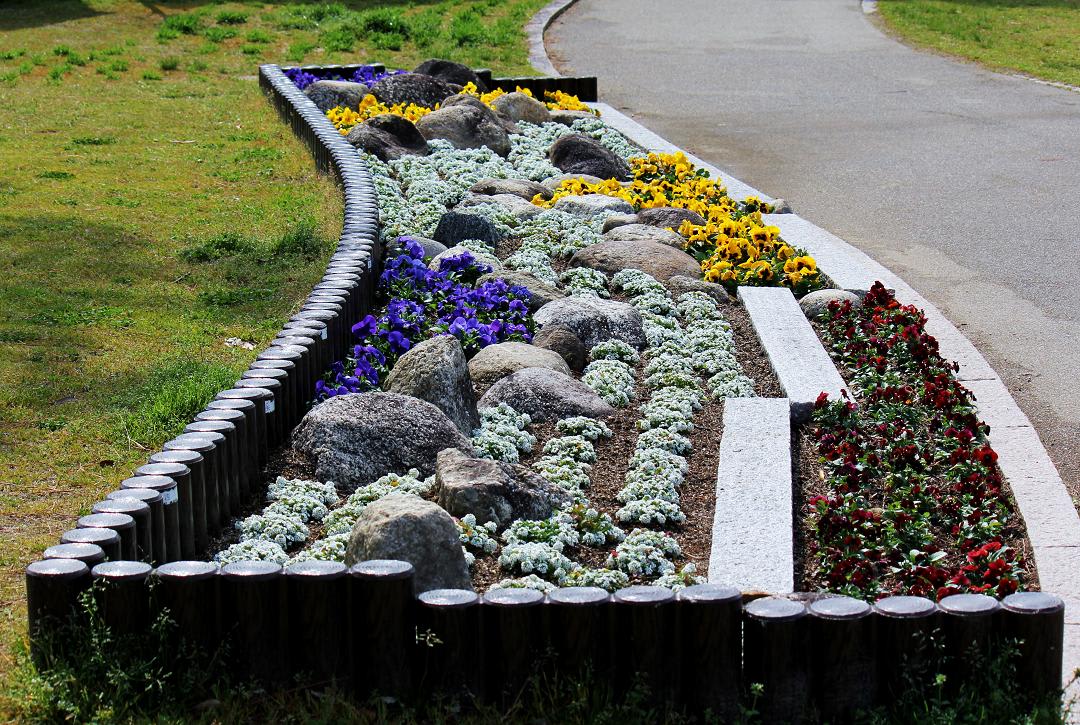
xmin=808 ymin=282 xmax=1025 ymax=600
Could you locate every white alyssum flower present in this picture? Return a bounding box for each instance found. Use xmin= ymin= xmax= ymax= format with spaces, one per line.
xmin=458 ymin=513 xmax=499 ymax=555
xmin=286 ymin=533 xmax=350 ymax=565
xmin=265 ymin=493 xmax=329 ymax=524
xmin=560 ymin=267 xmax=610 ymax=298
xmin=502 ymin=514 xmax=580 ymax=551
xmin=653 ymin=563 xmax=707 ymax=591
xmin=532 ymin=454 xmax=592 ymax=492
xmin=236 ymin=512 xmax=309 ymax=548
xmin=606 ymin=528 xmax=682 ymax=577
xmin=562 ymin=502 xmax=626 ymax=547
xmin=215 ymin=538 xmax=288 ymax=565
xmin=542 ymin=435 xmax=596 ymax=464
xmin=563 ymin=566 xmax=629 ymax=592
xmin=499 ymin=541 xmax=572 ymax=582
xmin=615 ymin=497 xmax=687 ymax=526
xmin=636 ymin=427 xmax=693 ymax=456
xmin=489 ymin=574 xmax=558 ymax=594
xmin=582 ymin=359 xmax=636 ymax=407
xmin=267 ymin=477 xmax=339 ymax=506
xmin=556 ymin=416 xmax=613 ymax=441
xmin=589 ymin=339 xmax=640 ymax=364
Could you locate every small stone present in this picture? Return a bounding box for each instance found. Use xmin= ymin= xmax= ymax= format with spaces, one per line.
xmin=477 ymin=270 xmax=564 ymax=312
xmin=292 ymin=392 xmax=473 ymax=491
xmin=416 ymin=104 xmax=511 ymax=157
xmin=344 ymin=493 xmax=471 ymax=593
xmin=534 ymin=296 xmax=646 ymax=350
xmin=478 ymin=368 xmax=614 ymax=422
xmin=468 ymin=341 xmax=571 ymax=387
xmin=570 ymin=238 xmax=700 ymax=282
xmin=345 ymin=114 xmax=429 ymax=162
xmin=491 ymin=92 xmax=551 ymax=125
xmin=603 ymin=223 xmax=686 ymax=248
xmin=666 ymin=275 xmax=734 ymax=305
xmin=442 ymin=94 xmax=520 ymax=134
xmin=435 ymin=448 xmax=571 ymax=527
xmin=370 ymin=73 xmax=458 ymax=108
xmin=531 ymin=323 xmax=587 ymax=372
xmin=553 ymin=194 xmax=635 ymax=222
xmin=383 ymin=336 xmax=479 ymax=434
xmin=542 ymin=172 xmax=606 ymax=190
xmin=770 ymin=198 xmax=793 ymax=214
xmin=469 ymin=178 xmax=552 ymax=201
xmin=549 ymin=133 xmax=630 ymax=181
xmin=413 ymin=59 xmax=486 ymax=91
xmin=798 ymin=289 xmax=860 ymax=320
xmin=602 ymin=214 xmax=638 ymax=233
xmin=636 ymin=206 xmax=706 ymax=230
xmin=432 ymin=211 xmax=503 ymax=247
xmin=304 ymin=80 xmax=370 ymax=113
xmin=548 ymin=110 xmax=597 ymax=126
xmin=386 ymin=235 xmax=447 ymax=260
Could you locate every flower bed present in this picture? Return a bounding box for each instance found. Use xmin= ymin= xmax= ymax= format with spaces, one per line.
xmin=805 ymin=283 xmax=1031 ymax=600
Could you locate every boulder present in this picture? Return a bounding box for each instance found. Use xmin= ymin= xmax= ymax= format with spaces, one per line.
xmin=667 ymin=275 xmax=734 ymax=306
xmin=468 ymin=341 xmax=571 ymax=386
xmin=570 ymin=238 xmax=701 ymax=282
xmin=553 ymin=194 xmax=635 ymax=222
xmin=413 ymin=59 xmax=486 ymax=91
xmin=636 ymin=206 xmax=706 ymax=230
xmin=477 ymin=270 xmax=564 ymax=312
xmin=478 ymin=368 xmax=614 ymax=422
xmin=470 ymin=178 xmax=552 ymax=202
xmin=603 ymin=223 xmax=686 ymax=248
xmin=292 ymin=392 xmax=473 ymax=491
xmin=549 ymin=133 xmax=630 ymax=181
xmin=432 ymin=211 xmax=503 ymax=247
xmin=435 ymin=448 xmax=571 ymax=527
xmin=344 ymin=493 xmax=471 ymax=593
xmin=602 ymin=214 xmax=638 ymax=233
xmin=370 ymin=73 xmax=458 ymax=108
xmin=531 ymin=322 xmax=587 ymax=372
xmin=416 ymin=105 xmax=511 ymax=157
xmin=534 ymin=295 xmax=646 ymax=350
xmin=549 ymin=110 xmax=597 ymax=126
xmin=441 ymin=94 xmax=520 ymax=134
xmin=383 ymin=336 xmax=479 ymax=434
xmin=386 ymin=235 xmax=447 ymax=260
xmin=457 ymin=192 xmax=542 ymax=221
xmin=345 ymin=113 xmax=429 ymax=162
xmin=543 ymin=172 xmax=606 ymax=191
xmin=799 ymin=289 xmax=860 ymax=320
xmin=304 ymin=80 xmax=370 ymax=112
xmin=491 ymin=92 xmax=551 ymax=125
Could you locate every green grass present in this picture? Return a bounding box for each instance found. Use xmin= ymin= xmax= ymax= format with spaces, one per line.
xmin=0 ymin=0 xmax=549 ymax=712
xmin=879 ymin=0 xmax=1080 ymax=88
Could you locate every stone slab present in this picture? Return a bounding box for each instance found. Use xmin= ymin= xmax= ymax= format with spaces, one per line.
xmin=763 ymin=213 xmax=878 ymax=295
xmin=965 ymin=377 xmax=1034 ymax=430
xmin=737 ymin=286 xmax=849 ymax=422
xmin=709 ymin=397 xmax=793 ymax=593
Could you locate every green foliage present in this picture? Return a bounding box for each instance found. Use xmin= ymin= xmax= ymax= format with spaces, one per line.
xmin=245 ymin=29 xmax=272 ymax=44
xmin=70 ymin=135 xmax=116 ymax=146
xmin=159 ymin=13 xmax=203 ymax=38
xmin=204 ymin=26 xmax=238 ymax=43
xmin=178 ymin=231 xmax=253 ymax=262
xmin=271 ymin=218 xmax=326 ymax=257
xmin=216 ymin=10 xmax=249 ymax=25
xmin=37 ymin=170 xmax=74 ymax=180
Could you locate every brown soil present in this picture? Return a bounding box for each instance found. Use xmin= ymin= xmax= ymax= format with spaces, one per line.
xmin=725 ymin=299 xmax=783 ymax=398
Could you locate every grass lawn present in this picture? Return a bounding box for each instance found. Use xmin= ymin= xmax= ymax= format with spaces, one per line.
xmin=0 ymin=0 xmax=546 ymax=716
xmin=878 ymin=0 xmax=1080 ymax=88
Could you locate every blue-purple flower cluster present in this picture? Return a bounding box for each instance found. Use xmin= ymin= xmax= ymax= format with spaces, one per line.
xmin=284 ymin=65 xmax=406 ymax=92
xmin=315 ymin=238 xmax=533 ymax=400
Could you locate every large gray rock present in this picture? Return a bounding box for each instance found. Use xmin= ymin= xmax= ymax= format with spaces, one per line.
xmin=478 ymin=368 xmax=614 ymax=422
xmin=570 ymin=239 xmax=701 ymax=283
xmin=432 ymin=211 xmax=503 ymax=247
xmin=636 ymin=206 xmax=706 ymax=230
xmin=435 ymin=448 xmax=571 ymax=527
xmin=603 ymin=223 xmax=686 ymax=248
xmin=667 ymin=275 xmax=734 ymax=306
xmin=345 ymin=114 xmax=429 ymax=162
xmin=292 ymin=393 xmax=473 ymax=491
xmin=491 ymin=91 xmax=551 ymax=125
xmin=532 ymin=323 xmax=586 ymax=372
xmin=371 ymin=73 xmax=457 ymax=108
xmin=457 ymin=192 xmax=542 ymax=221
xmin=602 ymin=214 xmax=638 ymax=233
xmin=470 ymin=178 xmax=552 ymax=201
xmin=477 ymin=270 xmax=564 ymax=312
xmin=799 ymin=289 xmax=860 ymax=320
xmin=416 ymin=105 xmax=511 ymax=157
xmin=413 ymin=59 xmax=486 ymax=91
xmin=441 ymin=94 xmax=520 ymax=134
xmin=384 ymin=336 xmax=479 ymax=434
xmin=542 ymin=172 xmax=605 ymax=191
xmin=304 ymin=80 xmax=370 ymax=112
xmin=549 ymin=110 xmax=597 ymax=126
xmin=549 ymin=133 xmax=631 ymax=181
xmin=553 ymin=194 xmax=635 ymax=222
xmin=344 ymin=493 xmax=471 ymax=593
xmin=534 ymin=296 xmax=646 ymax=350
xmin=468 ymin=341 xmax=570 ymax=386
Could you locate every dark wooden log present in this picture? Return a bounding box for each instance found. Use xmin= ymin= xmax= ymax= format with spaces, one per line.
xmin=676 ymin=583 xmax=742 ymax=720
xmin=743 ymin=596 xmax=810 ymax=723
xmin=349 ymin=560 xmax=415 ymax=699
xmin=612 ymin=585 xmax=676 ymax=703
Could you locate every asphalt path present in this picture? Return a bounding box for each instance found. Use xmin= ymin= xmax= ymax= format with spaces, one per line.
xmin=548 ymin=0 xmax=1080 ymax=501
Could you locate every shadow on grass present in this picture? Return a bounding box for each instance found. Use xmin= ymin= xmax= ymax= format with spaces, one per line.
xmin=0 ymin=0 xmax=105 ymax=32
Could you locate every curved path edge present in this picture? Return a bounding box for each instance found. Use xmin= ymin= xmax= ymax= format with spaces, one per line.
xmin=587 ymin=99 xmax=1080 ymax=691
xmin=526 ymin=0 xmax=581 ymax=75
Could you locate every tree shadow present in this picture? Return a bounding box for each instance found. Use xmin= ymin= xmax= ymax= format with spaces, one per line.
xmin=882 ymin=0 xmax=1080 ymax=8
xmin=0 ymin=0 xmax=104 ymax=32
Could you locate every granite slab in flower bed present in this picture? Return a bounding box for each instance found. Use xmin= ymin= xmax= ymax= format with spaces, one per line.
xmin=209 ymin=62 xmax=809 ymax=596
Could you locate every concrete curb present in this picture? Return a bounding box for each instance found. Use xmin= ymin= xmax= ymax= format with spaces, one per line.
xmin=586 ymin=100 xmax=1079 ymax=692
xmin=525 ymin=0 xmax=581 ymax=76
xmin=708 ymin=398 xmax=793 ymax=593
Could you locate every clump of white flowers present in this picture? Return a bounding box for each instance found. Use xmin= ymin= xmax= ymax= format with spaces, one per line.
xmin=287 ymin=533 xmax=350 ymax=565
xmin=590 ymin=339 xmax=640 ymax=364
xmin=458 ymin=514 xmax=499 ymax=555
xmin=653 ymin=563 xmax=707 ymax=591
xmin=563 ymin=566 xmax=629 ymax=592
xmin=532 ymin=452 xmax=592 ymax=493
xmin=562 ymin=501 xmax=625 ymax=547
xmin=499 ymin=541 xmax=572 ymax=583
xmin=502 ymin=513 xmax=580 ymax=551
xmin=616 ymin=498 xmax=686 ymax=526
xmin=489 ymin=574 xmax=558 ymax=594
xmin=267 ymin=477 xmax=338 ymax=506
xmin=560 ymin=267 xmax=610 ymax=298
xmin=215 ymin=538 xmax=288 ymax=566
xmin=556 ymin=416 xmax=613 ymax=441
xmin=582 ymin=359 xmax=636 ymax=407
xmin=236 ymin=512 xmax=309 ymax=549
xmin=542 ymin=435 xmax=596 ymax=464
xmin=606 ymin=529 xmax=682 ymax=577
xmin=472 ymin=403 xmax=535 ymax=463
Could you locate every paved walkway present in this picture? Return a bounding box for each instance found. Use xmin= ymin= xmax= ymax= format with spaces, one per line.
xmin=548 ymin=0 xmax=1080 ymax=501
